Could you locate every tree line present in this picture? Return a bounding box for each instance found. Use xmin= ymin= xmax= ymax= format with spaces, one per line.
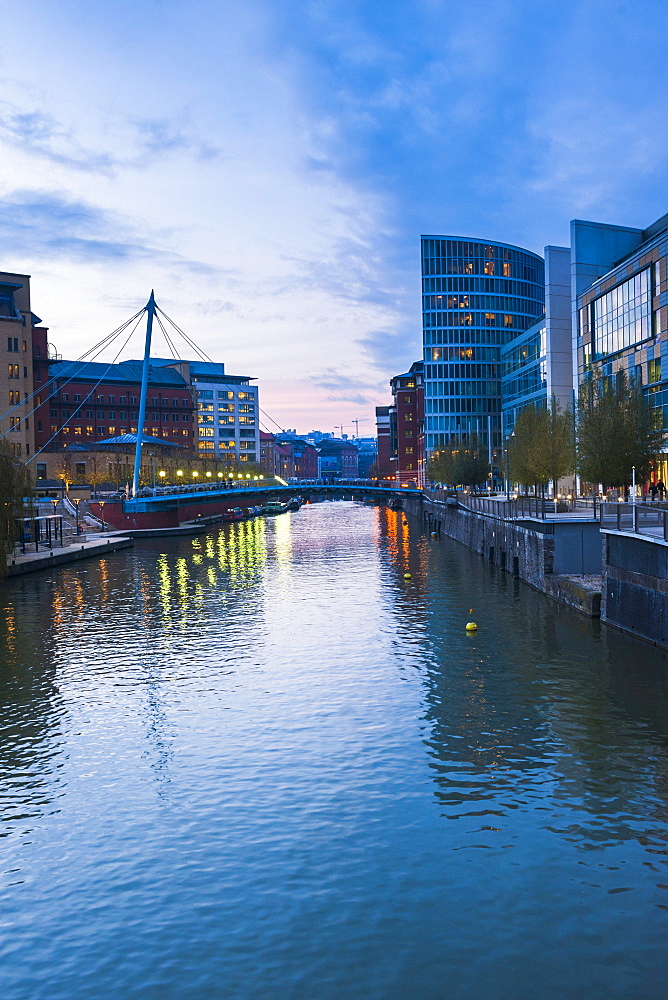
xmin=427 ymin=371 xmax=665 ymax=492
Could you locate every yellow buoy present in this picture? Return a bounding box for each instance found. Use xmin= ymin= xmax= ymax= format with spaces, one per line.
xmin=430 ymin=531 xmax=437 ymax=537
xmin=465 ymin=621 xmax=478 ymax=632
xmin=404 ymin=572 xmax=412 ymax=579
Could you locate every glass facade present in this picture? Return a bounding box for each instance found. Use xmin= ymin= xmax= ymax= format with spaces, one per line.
xmin=421 ymin=237 xmax=544 ymax=478
xmin=501 ymin=319 xmax=547 ymax=437
xmin=585 ymin=268 xmax=652 ymax=358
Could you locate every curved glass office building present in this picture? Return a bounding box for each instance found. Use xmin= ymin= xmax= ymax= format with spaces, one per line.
xmin=421 ymin=236 xmax=545 ymax=481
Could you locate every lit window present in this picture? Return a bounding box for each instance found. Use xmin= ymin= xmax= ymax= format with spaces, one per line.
xmin=86 ymin=426 xmax=94 ymax=435
xmin=483 ymin=261 xmax=495 ymax=275
xmin=182 ymin=429 xmax=189 ymax=436
xmin=74 ymin=426 xmax=82 ymax=435
xmin=108 ymin=426 xmax=116 ymax=435
xmin=50 ymin=425 xmax=58 ymax=434
xmin=504 ymin=315 xmax=514 ymax=327
xmin=62 ymin=427 xmax=70 ymax=435
xmin=503 ymin=262 xmax=511 ymax=277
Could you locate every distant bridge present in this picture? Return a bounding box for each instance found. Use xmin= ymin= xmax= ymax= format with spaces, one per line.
xmin=93 ymin=480 xmax=424 ymax=531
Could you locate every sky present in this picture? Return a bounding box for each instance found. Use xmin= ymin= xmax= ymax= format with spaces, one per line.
xmin=2 ymin=0 xmax=668 ymax=436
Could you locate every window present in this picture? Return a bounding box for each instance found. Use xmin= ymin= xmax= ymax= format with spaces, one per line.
xmin=238 ymin=391 xmax=250 ymax=400
xmin=483 ymin=261 xmax=495 ymax=275
xmin=151 ymin=397 xmax=158 ymax=405
xmin=86 ymin=426 xmax=94 ymax=435
xmin=74 ymin=394 xmax=81 ymax=402
xmin=172 ymin=413 xmax=179 ymax=421
xmin=120 ymin=411 xmax=127 ymax=420
xmin=404 ymin=412 xmax=413 ymax=421
xmin=182 ymin=413 xmax=189 ymax=421
xmin=239 ymin=429 xmax=255 ymax=437
xmin=593 ymin=268 xmax=652 ymax=358
xmin=8 ymin=364 xmax=19 ymax=378
xmin=97 ymin=395 xmax=105 ymax=403
xmin=22 ymin=340 xmax=27 ymax=352
xmin=62 ymin=409 xmax=70 ymax=418
xmin=36 ymin=463 xmax=47 ymax=479
xmin=35 ymin=368 xmax=42 ymax=382
xmin=238 ymin=404 xmax=254 ymax=413
xmin=219 ymin=415 xmax=234 ymax=425
xmin=218 ymin=440 xmax=235 ymax=449
xmin=485 ymin=313 xmax=496 ymax=326
xmin=219 ymin=403 xmax=234 ymax=412
xmin=649 ymin=358 xmax=662 ymax=384
xmin=9 ymin=416 xmax=19 ymax=431
xmin=108 ymin=411 xmax=116 ymax=419
xmin=239 ymin=416 xmax=255 ymax=425
xmin=7 ymin=337 xmax=18 ymax=352
xmin=74 ymin=426 xmax=82 ymax=435
xmin=37 ymin=420 xmax=43 ymax=432
xmin=108 ymin=426 xmax=116 ymax=435
xmin=172 ymin=398 xmax=179 ymax=406
xmin=503 ymin=262 xmax=512 ymax=277
xmin=131 ymin=412 xmax=138 ymax=420
xmin=76 ymin=463 xmax=86 ymax=478
xmin=199 ymin=440 xmax=215 ymax=450
xmin=50 ymin=425 xmax=58 ymax=434
xmin=97 ymin=427 xmax=105 ymax=435
xmin=119 ymin=396 xmax=127 ymax=404
xmin=131 ymin=396 xmax=137 ymax=404
xmin=239 ymin=440 xmax=253 ymax=450
xmin=97 ymin=411 xmax=105 ymax=419
xmin=162 ymin=413 xmax=169 ymax=421
xmin=85 ymin=410 xmax=93 ymax=418
xmin=108 ymin=395 xmax=115 ymax=404
xmin=405 ymin=446 xmax=414 ymax=454
xmin=218 ymin=428 xmax=235 ymax=437
xmin=199 ymin=403 xmax=214 ymax=412
xmin=504 ymin=315 xmax=514 ymax=327
xmin=62 ymin=393 xmax=69 ymax=401
xmin=182 ymin=429 xmax=189 ymax=437
xmin=218 ymin=391 xmax=234 ymax=399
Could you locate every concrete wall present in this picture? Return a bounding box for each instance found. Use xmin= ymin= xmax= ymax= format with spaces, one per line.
xmin=414 ymin=497 xmax=602 ymax=616
xmin=602 ymin=530 xmax=668 ymax=646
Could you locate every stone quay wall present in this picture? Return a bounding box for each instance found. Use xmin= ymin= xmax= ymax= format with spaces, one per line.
xmin=402 ymin=495 xmax=601 ymax=617
xmin=602 ymin=530 xmax=668 ymax=647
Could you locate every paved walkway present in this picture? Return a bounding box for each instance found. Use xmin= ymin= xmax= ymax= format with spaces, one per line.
xmin=6 ymin=535 xmax=134 ymax=577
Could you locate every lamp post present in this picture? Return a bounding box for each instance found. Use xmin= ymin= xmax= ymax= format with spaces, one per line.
xmin=98 ymin=500 xmax=105 ymax=532
xmin=632 ymin=465 xmax=636 ymax=504
xmin=72 ymin=497 xmax=81 ymax=535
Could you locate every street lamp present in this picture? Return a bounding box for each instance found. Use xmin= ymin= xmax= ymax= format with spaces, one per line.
xmin=98 ymin=500 xmax=106 ymax=532
xmin=72 ymin=497 xmax=81 ymax=535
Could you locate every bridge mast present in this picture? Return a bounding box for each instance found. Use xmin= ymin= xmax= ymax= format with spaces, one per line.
xmin=132 ymin=291 xmax=156 ymax=498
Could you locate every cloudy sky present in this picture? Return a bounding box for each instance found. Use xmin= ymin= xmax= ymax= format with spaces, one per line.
xmin=2 ymin=0 xmax=668 ymax=435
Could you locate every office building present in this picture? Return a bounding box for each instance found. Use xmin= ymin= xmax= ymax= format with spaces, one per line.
xmin=421 ymin=237 xmax=545 ymax=482
xmin=573 ymin=211 xmax=668 ymax=482
xmin=389 ymin=360 xmax=425 ymax=485
xmin=501 ymin=246 xmax=572 ymax=437
xmin=0 ymin=270 xmax=46 ymax=460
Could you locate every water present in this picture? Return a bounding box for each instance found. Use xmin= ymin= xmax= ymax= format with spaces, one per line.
xmin=1 ymin=502 xmax=667 ymax=1000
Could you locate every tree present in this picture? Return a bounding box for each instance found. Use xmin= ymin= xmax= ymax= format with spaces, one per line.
xmin=427 ymin=436 xmax=490 ymax=488
xmin=577 ymin=370 xmax=665 ymax=489
xmin=509 ymin=399 xmax=575 ymax=493
xmin=0 ymin=441 xmax=33 ymax=572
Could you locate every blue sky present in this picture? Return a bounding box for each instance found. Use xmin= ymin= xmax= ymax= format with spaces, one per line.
xmin=2 ymin=0 xmax=668 ymax=434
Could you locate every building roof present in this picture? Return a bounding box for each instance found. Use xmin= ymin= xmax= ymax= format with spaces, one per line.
xmin=148 ymin=358 xmax=255 ymax=383
xmin=49 ymin=360 xmax=190 ymax=387
xmin=96 ymin=433 xmax=184 ymax=448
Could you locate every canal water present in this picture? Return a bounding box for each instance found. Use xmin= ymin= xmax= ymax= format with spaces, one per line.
xmin=1 ymin=502 xmax=667 ymax=1000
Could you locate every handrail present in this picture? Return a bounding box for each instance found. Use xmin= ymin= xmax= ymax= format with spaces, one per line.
xmin=600 ymin=501 xmax=668 ymax=541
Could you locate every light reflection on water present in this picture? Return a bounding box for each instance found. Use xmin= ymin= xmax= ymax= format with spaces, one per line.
xmin=0 ymin=502 xmax=667 ymax=1000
